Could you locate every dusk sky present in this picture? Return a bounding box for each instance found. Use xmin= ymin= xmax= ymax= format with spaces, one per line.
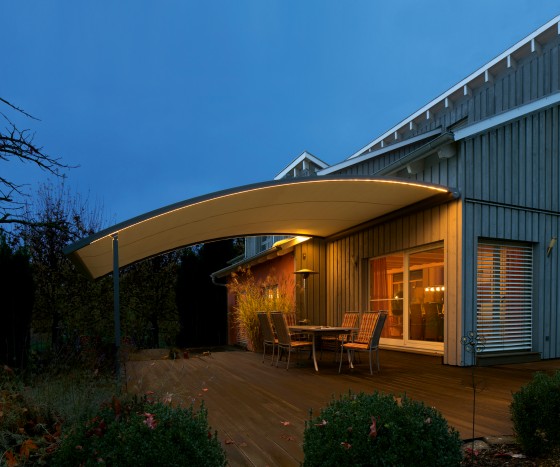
xmin=2 ymin=1 xmax=559 ymax=227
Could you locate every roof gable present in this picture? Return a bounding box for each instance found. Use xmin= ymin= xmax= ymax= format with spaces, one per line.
xmin=343 ymin=15 xmax=560 ymax=163
xmin=275 ymin=151 xmax=329 ymax=180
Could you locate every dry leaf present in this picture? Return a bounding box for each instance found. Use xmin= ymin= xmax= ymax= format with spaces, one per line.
xmin=369 ymin=416 xmax=377 ymax=439
xmin=4 ymin=450 xmax=18 ymax=467
xmin=19 ymin=439 xmax=38 ymax=459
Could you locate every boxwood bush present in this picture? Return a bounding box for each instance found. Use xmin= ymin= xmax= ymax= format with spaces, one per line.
xmin=303 ymin=391 xmax=462 ymax=467
xmin=53 ymin=396 xmax=226 ymax=466
xmin=511 ymin=370 xmax=560 ymax=457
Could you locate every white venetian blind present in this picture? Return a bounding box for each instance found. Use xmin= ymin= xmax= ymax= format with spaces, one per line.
xmin=476 ymin=242 xmax=533 ymax=352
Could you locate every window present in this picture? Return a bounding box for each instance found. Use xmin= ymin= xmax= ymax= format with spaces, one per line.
xmin=477 ymin=242 xmax=533 ymax=352
xmin=408 ymin=247 xmax=445 ymax=342
xmin=370 ymin=245 xmax=444 ymax=346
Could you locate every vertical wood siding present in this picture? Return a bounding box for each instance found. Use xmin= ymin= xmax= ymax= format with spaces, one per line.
xmin=294 ymin=238 xmax=326 ymax=325
xmin=326 ymin=200 xmax=463 ymax=365
xmin=461 ymin=108 xmax=560 ymax=359
xmin=311 ymin=33 xmax=560 ymax=365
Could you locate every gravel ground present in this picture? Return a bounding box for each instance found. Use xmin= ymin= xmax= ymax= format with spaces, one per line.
xmin=461 ymin=437 xmax=560 ymax=466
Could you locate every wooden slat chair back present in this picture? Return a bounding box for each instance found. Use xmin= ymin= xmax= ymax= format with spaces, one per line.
xmin=257 ymin=312 xmax=278 ymax=365
xmin=339 ymin=311 xmax=388 ymax=375
xmin=284 ymin=312 xmax=297 ymax=326
xmin=283 ymin=311 xmax=307 ymax=341
xmin=320 ymin=311 xmax=360 ymax=359
xmin=355 ymin=311 xmax=379 ymax=344
xmin=270 ymin=311 xmax=312 ymax=370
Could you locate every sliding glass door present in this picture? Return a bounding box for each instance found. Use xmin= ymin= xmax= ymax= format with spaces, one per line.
xmin=370 ymin=244 xmax=445 ymax=352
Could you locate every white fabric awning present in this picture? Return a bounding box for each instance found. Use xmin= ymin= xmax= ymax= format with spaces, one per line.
xmin=65 ymin=176 xmax=456 ymax=279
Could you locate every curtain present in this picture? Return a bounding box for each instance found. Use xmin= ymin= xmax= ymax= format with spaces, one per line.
xmin=371 ymin=257 xmax=389 ymax=312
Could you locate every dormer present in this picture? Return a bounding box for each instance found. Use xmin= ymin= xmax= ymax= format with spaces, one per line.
xmin=275 ymin=151 xmax=329 ymax=180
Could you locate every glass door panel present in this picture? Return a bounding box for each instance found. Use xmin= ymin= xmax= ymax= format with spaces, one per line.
xmin=369 ymin=254 xmax=404 ymax=340
xmin=408 ymin=247 xmax=445 ymax=342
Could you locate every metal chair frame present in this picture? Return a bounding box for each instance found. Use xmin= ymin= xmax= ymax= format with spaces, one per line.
xmin=339 ymin=311 xmax=388 ymax=375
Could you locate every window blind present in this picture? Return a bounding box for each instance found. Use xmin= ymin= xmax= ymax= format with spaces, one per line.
xmin=476 ymin=242 xmax=533 ymax=352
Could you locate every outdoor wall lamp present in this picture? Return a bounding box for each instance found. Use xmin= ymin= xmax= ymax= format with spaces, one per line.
xmin=547 ymin=237 xmax=557 ymax=257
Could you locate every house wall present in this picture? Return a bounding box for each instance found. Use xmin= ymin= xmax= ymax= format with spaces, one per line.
xmin=325 ymin=200 xmax=463 ymax=365
xmin=225 ymin=253 xmax=295 ymax=346
xmin=326 ymin=31 xmax=560 ymax=365
xmin=293 ymin=238 xmax=327 ymax=325
xmin=460 ymin=105 xmax=560 ymax=361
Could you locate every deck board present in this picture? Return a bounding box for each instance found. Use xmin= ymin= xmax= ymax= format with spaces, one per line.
xmin=125 ymin=348 xmax=560 ymax=467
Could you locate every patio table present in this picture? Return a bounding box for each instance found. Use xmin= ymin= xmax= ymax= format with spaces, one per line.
xmin=288 ymin=325 xmax=357 ymax=372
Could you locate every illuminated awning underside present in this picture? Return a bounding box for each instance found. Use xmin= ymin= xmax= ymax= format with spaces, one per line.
xmin=65 ymin=176 xmax=454 ymax=279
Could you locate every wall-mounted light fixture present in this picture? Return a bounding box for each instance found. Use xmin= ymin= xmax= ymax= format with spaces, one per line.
xmin=547 ymin=237 xmax=557 ymax=257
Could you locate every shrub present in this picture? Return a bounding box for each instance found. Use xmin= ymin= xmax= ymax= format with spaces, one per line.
xmin=53 ymin=396 xmax=226 ymax=466
xmin=0 ymin=365 xmax=115 ymax=465
xmin=303 ymin=391 xmax=462 ymax=467
xmin=511 ymin=370 xmax=560 ymax=457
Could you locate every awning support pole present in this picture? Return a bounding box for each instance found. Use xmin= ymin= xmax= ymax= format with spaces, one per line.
xmin=112 ymin=234 xmax=121 ymax=384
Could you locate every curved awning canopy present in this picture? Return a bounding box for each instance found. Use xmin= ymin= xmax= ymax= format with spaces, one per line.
xmin=65 ymin=176 xmax=456 ymax=279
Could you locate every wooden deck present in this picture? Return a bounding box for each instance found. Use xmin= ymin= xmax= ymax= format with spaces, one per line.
xmin=125 ymin=348 xmax=560 ymax=467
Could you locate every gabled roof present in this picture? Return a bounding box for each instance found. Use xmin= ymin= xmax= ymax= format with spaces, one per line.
xmin=274 ymin=151 xmax=329 ymax=180
xmin=338 ymin=14 xmax=560 ymax=164
xmin=64 ymin=176 xmax=454 ymax=279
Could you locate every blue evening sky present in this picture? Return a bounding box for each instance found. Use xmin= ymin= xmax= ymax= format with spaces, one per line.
xmin=2 ymin=1 xmax=559 ymax=226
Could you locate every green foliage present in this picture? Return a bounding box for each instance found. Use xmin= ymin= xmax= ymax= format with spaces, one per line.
xmin=176 ymin=241 xmax=241 ymax=348
xmin=511 ymin=371 xmax=560 ymax=457
xmin=54 ymin=396 xmax=227 ymax=467
xmin=0 ymin=365 xmax=114 ymax=465
xmin=227 ymin=267 xmax=295 ymax=351
xmin=17 ymin=182 xmax=112 ymax=350
xmin=121 ymin=252 xmax=181 ymax=349
xmin=303 ymin=391 xmax=462 ymax=467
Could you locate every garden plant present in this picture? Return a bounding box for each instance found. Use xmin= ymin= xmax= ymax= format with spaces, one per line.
xmin=227 ymin=267 xmax=295 ymax=351
xmin=511 ymin=370 xmax=560 ymax=458
xmin=303 ymin=391 xmax=462 ymax=467
xmin=53 ymin=394 xmax=226 ymax=466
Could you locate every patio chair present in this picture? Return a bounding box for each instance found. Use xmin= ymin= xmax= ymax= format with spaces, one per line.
xmin=320 ymin=311 xmax=359 ymax=360
xmin=270 ymin=311 xmax=313 ymax=370
xmin=257 ymin=312 xmax=278 ymax=365
xmin=339 ymin=311 xmax=388 ymax=375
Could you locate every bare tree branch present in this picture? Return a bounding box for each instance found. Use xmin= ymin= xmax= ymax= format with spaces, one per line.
xmin=0 ymin=97 xmax=39 ymax=120
xmin=1 ymin=97 xmax=75 ymax=226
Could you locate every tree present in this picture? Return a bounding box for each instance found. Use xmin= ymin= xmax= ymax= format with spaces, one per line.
xmin=120 ymin=251 xmax=182 ymax=348
xmin=176 ymin=240 xmax=242 ymax=347
xmin=0 ymin=97 xmax=70 ymax=226
xmin=18 ymin=182 xmax=111 ymax=350
xmin=0 ymin=235 xmax=34 ymax=368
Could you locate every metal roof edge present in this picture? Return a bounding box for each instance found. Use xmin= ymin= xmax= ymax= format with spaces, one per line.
xmin=374 ymin=132 xmax=455 ymax=176
xmin=211 ymin=245 xmax=283 ymax=279
xmin=454 ymin=91 xmax=560 ymax=140
xmin=318 ymin=128 xmax=442 ymax=175
xmin=344 ymin=15 xmax=560 ymax=161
